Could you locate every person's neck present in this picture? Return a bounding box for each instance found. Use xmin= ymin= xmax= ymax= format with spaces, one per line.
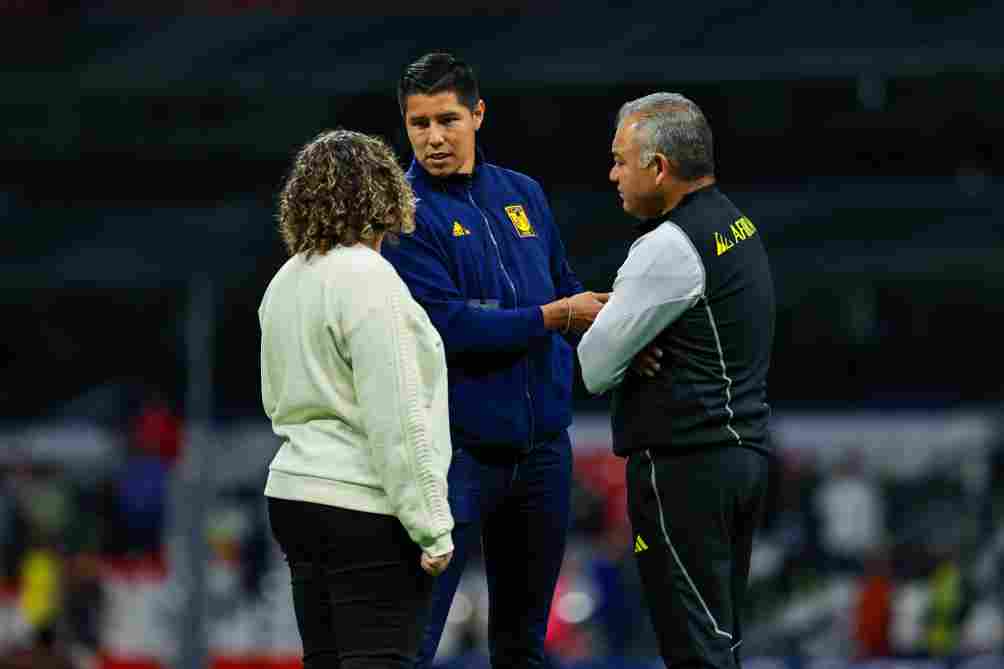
xmin=659 ymin=175 xmax=716 ymax=216
xmin=445 ymin=159 xmax=475 ymax=182
xmin=415 ymin=147 xmax=479 ymax=184
xmin=360 ymin=232 xmax=386 ymax=253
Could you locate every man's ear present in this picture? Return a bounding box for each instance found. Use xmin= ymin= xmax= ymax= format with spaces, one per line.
xmin=473 ymin=99 xmax=485 ymax=131
xmin=652 ymin=153 xmax=669 ymax=182
xmin=653 ymin=153 xmax=678 ymax=184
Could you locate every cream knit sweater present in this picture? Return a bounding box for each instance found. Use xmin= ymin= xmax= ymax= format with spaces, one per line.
xmin=259 ymin=244 xmax=453 ymax=556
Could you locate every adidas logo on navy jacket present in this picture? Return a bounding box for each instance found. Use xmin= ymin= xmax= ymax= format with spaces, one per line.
xmin=382 ymin=152 xmax=584 ymax=453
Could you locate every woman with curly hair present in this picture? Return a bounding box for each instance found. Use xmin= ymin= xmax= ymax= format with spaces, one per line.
xmin=259 ymin=129 xmax=454 ymax=669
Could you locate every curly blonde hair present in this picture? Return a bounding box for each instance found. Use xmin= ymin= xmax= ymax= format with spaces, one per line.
xmin=278 ymin=129 xmax=416 ymax=258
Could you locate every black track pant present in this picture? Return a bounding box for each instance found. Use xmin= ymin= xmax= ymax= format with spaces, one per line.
xmin=626 ymin=447 xmax=768 ymax=668
xmin=267 ymin=497 xmax=434 ymax=669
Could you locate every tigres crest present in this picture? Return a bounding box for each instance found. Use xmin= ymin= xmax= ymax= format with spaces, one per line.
xmin=504 ymin=204 xmax=536 ymax=238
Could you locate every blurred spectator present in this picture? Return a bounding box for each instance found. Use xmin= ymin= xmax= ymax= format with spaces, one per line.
xmin=18 ymin=542 xmax=62 ymax=634
xmin=815 ymin=450 xmax=885 ymax=574
xmin=62 ymin=551 xmax=103 ymax=655
xmin=102 ymin=398 xmax=178 ymax=557
xmin=58 ymin=482 xmax=104 ymax=655
xmin=6 ymin=464 xmax=74 ymax=649
xmin=234 ymin=488 xmax=270 ymax=600
xmin=959 ymin=598 xmax=1004 ymax=654
xmin=566 ymin=453 xmax=650 ymax=657
xmin=109 ymin=444 xmax=168 ymax=556
xmin=131 ymin=394 xmax=183 ymax=467
xmin=0 ymin=471 xmax=27 ymax=583
xmin=12 ymin=464 xmax=72 ymax=550
xmin=925 ymin=545 xmax=972 ymax=656
xmin=770 ymin=450 xmax=822 ymax=598
xmin=0 ymin=625 xmax=76 ymax=669
xmin=853 ymin=550 xmax=894 ymax=659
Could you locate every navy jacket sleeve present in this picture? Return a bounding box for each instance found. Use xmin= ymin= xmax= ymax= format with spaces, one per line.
xmin=538 ymin=189 xmax=585 ymax=346
xmin=384 ymin=212 xmax=549 ymax=355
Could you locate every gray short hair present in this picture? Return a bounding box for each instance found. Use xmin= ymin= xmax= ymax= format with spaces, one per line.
xmin=616 ymin=93 xmax=714 ymax=180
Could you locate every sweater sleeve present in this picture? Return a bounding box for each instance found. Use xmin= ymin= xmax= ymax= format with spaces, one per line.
xmin=382 ymin=212 xmax=548 ymax=355
xmin=258 ymin=302 xmax=274 ymax=419
xmin=344 ymin=266 xmax=454 ymax=556
xmin=258 ymin=286 xmax=279 ymax=420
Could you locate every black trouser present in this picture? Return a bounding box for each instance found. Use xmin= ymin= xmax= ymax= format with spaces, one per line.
xmin=267 ymin=497 xmax=434 ymax=669
xmin=626 ymin=447 xmax=768 ymax=669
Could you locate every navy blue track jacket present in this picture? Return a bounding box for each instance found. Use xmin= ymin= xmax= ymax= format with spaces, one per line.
xmin=382 ymin=153 xmax=584 ymax=453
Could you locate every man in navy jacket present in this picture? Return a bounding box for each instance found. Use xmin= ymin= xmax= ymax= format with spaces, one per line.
xmin=383 ymin=53 xmax=608 ymax=668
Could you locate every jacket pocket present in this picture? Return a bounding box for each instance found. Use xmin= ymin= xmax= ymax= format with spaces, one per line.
xmin=447 ymin=366 xmax=530 ymax=446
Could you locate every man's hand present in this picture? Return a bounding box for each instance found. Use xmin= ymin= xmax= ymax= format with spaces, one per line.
xmin=421 ymin=550 xmax=453 ymax=576
xmin=630 ymin=344 xmax=663 ymax=377
xmin=565 ymin=291 xmax=610 ymax=334
xmin=542 ymin=291 xmax=611 ymax=334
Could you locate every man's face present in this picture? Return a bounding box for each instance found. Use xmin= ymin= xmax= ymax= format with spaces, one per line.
xmin=609 ymin=115 xmax=664 ymax=219
xmin=404 ymin=91 xmax=484 ymax=178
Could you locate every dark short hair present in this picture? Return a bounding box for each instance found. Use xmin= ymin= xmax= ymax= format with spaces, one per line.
xmin=397 ymin=52 xmax=480 ymax=115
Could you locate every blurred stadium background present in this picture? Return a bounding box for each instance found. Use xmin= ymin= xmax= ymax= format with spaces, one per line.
xmin=2 ymin=2 xmax=1003 ymax=668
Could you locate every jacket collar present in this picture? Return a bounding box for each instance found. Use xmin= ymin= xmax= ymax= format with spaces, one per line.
xmin=410 ymin=145 xmax=486 ymax=191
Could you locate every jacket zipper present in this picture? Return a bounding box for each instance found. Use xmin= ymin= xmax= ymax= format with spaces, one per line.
xmin=467 ymin=188 xmax=535 ymax=451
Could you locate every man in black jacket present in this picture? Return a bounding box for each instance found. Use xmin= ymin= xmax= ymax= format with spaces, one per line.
xmin=578 ymin=93 xmax=775 ymax=668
